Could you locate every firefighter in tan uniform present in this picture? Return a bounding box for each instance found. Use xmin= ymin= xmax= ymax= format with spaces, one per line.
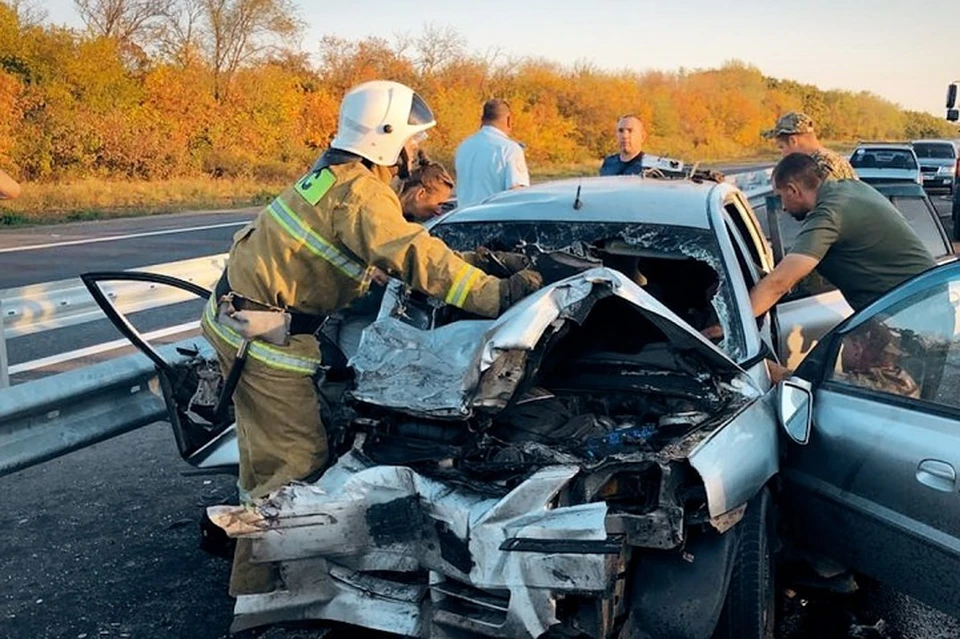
xmin=201 ymin=80 xmax=542 ymax=595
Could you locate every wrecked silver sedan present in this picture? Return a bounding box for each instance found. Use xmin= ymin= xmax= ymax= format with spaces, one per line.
xmin=209 ymin=265 xmax=781 ymax=638
xmin=200 ymin=177 xmax=800 ymax=639
xmin=86 ymin=176 xmax=807 ymax=638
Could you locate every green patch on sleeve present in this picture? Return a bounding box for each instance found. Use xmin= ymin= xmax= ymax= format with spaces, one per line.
xmin=294 ymin=168 xmax=336 ymax=206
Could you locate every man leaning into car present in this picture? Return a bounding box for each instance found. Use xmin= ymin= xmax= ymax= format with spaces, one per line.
xmin=749 ymin=153 xmax=935 ymax=318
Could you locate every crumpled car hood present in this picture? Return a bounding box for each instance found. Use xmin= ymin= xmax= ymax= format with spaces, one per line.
xmin=349 ymin=267 xmax=753 ymax=418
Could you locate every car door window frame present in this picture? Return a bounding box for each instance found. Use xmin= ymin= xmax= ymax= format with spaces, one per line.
xmin=724 ymin=194 xmax=773 ymax=274
xmin=722 ymin=213 xmax=760 ymax=289
xmin=722 ymin=209 xmax=779 ymax=363
xmin=797 ymin=261 xmax=960 ymax=422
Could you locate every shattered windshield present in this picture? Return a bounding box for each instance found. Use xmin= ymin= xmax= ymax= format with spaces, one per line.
xmin=431 ymin=220 xmax=746 ymax=361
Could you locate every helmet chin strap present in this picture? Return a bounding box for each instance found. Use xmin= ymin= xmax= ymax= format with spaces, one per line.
xmin=396 ymin=146 xmax=413 ymax=180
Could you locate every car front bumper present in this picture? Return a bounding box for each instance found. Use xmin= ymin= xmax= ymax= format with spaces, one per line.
xmin=214 ymin=452 xmax=634 ymax=638
xmin=922 ymin=174 xmax=956 ymax=191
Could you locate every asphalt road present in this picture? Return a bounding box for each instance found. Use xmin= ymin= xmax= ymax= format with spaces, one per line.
xmin=0 ymin=209 xmax=256 ymax=288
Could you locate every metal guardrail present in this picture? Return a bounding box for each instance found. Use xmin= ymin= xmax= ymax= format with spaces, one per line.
xmin=0 ymin=338 xmax=207 ymax=477
xmin=0 ymin=171 xmax=776 ymax=477
xmin=0 ymin=253 xmax=227 ymax=339
xmin=0 ymin=253 xmax=227 ymax=385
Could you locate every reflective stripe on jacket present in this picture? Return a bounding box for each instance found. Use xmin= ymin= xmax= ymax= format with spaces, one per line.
xmin=218 ymin=159 xmax=502 ymax=366
xmin=201 ymin=296 xmax=322 ymax=375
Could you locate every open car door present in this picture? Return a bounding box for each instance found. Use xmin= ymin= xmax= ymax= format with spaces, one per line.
xmin=81 ymin=271 xmax=239 ymax=474
xmin=780 ymin=259 xmax=960 ymax=618
xmin=761 ymin=185 xmax=954 ymax=368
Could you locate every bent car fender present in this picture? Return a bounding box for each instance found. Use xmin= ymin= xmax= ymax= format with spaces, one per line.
xmin=688 ymin=385 xmax=780 ymax=528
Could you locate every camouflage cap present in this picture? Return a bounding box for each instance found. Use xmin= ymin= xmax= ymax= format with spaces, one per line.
xmin=761 ymin=112 xmax=816 ymax=139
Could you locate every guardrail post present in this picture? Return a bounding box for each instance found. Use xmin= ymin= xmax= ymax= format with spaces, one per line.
xmin=0 ymin=299 xmax=8 ymax=388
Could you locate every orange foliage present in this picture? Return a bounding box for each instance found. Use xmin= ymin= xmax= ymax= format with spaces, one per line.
xmin=0 ymin=70 xmax=21 ymax=163
xmin=0 ymin=13 xmax=954 ymax=181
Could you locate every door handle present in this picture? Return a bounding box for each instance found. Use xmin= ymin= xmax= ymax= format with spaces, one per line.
xmin=916 ymin=459 xmax=956 ymax=492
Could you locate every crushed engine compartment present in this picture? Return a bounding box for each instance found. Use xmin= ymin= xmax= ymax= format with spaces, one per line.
xmin=348 ymin=275 xmax=751 ymax=502
xmin=203 ymin=249 xmax=769 ymax=639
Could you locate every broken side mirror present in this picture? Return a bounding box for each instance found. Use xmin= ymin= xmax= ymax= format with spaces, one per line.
xmin=777 ymin=377 xmax=812 ymax=445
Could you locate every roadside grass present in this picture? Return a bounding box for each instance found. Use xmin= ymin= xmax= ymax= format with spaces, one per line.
xmin=0 ymin=144 xmax=854 ymax=227
xmin=0 ymin=177 xmax=286 ymax=226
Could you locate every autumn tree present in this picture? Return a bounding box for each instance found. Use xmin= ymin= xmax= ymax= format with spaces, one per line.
xmin=317 ymin=35 xmax=416 ymax=97
xmin=194 ymin=0 xmax=302 ymax=100
xmin=4 ymin=0 xmax=44 ymax=26
xmin=152 ymin=0 xmax=204 ymax=66
xmin=73 ymin=0 xmax=173 ymax=50
xmin=0 ymin=17 xmax=955 ymax=182
xmin=412 ymin=23 xmax=465 ymax=77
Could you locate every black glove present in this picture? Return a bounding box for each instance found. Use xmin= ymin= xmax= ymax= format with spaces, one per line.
xmin=498 ymin=268 xmax=544 ymax=313
xmin=475 ymin=246 xmax=530 ymax=276
xmin=530 ymin=243 xmax=603 ymax=284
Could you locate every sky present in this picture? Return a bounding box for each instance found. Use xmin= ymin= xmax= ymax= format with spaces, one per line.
xmin=37 ymin=0 xmax=960 ymax=117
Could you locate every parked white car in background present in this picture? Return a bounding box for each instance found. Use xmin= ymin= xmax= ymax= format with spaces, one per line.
xmin=850 ymin=143 xmax=922 ymax=186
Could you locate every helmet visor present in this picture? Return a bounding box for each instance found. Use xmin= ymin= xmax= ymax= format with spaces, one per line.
xmin=408 ymin=93 xmax=436 ymax=126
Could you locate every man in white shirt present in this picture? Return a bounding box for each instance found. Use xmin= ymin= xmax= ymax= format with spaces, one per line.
xmin=454 ymin=99 xmax=530 ymax=208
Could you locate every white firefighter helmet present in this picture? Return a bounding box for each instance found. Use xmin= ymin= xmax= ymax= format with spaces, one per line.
xmin=330 ymin=80 xmax=436 ymax=166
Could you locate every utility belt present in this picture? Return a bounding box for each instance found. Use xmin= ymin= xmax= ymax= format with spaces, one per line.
xmin=198 ymin=271 xmax=327 ymax=423
xmin=213 ymin=271 xmax=327 ymax=344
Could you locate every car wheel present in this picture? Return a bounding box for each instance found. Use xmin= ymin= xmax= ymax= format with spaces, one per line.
xmin=714 ymin=487 xmax=776 ymax=639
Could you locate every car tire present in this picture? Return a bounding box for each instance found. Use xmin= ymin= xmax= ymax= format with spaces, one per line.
xmin=714 ymin=486 xmax=776 ymax=639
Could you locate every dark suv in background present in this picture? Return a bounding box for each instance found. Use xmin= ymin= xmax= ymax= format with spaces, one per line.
xmin=912 ymin=139 xmax=958 ymax=195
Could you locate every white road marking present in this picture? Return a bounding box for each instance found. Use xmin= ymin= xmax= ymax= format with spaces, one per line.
xmin=0 ymin=221 xmax=249 ymax=254
xmin=9 ymin=321 xmax=201 ymax=375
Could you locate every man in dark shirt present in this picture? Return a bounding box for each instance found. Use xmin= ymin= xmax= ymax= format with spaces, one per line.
xmin=599 ymin=114 xmax=685 ymax=177
xmin=599 ymin=115 xmax=647 ymax=176
xmin=750 ymin=153 xmax=935 ymax=317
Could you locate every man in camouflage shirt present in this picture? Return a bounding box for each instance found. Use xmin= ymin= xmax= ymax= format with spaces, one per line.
xmin=762 ymin=112 xmax=858 ymax=181
xmin=831 ymin=319 xmax=920 ymax=399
